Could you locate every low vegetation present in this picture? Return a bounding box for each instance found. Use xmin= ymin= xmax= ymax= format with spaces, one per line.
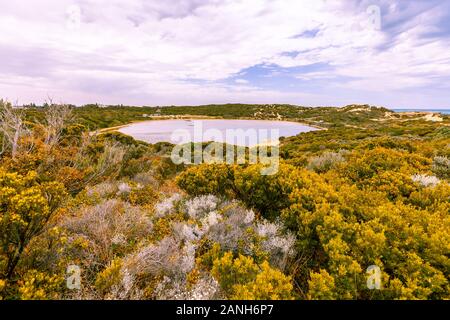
xmin=1 ymin=99 xmax=449 ymax=300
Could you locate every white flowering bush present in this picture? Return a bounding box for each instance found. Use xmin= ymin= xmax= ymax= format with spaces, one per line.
xmin=66 ymin=194 xmax=295 ymax=300
xmin=154 ymin=193 xmax=183 ymax=217
xmin=105 ymin=268 xmax=144 ymax=300
xmin=184 ymin=194 xmax=220 ymax=219
xmin=432 ymin=156 xmax=450 ymax=179
xmin=173 ymin=222 xmax=202 ymax=242
xmin=153 ymin=273 xmax=222 ymax=300
xmin=123 ymin=233 xmax=197 ymax=277
xmin=206 ymin=204 xmax=256 ymax=255
xmin=181 ymin=195 xmax=296 ymax=268
xmin=63 ymin=199 xmax=153 ymax=269
xmin=256 ymin=221 xmax=296 ymax=270
xmin=411 ymin=174 xmax=441 ymax=187
xmin=117 ymin=182 xmax=132 ymax=194
xmin=307 ymin=150 xmax=347 ymax=173
xmin=111 ymin=233 xmax=127 ymax=246
xmin=101 ymin=234 xmax=199 ymax=299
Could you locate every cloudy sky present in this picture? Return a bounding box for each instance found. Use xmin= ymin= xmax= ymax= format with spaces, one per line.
xmin=1 ymin=0 xmax=450 ymax=108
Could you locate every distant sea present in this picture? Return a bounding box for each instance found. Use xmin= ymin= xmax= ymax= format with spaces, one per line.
xmin=393 ymin=109 xmax=450 ymax=115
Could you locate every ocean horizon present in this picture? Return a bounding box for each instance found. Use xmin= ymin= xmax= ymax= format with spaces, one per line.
xmin=393 ymin=109 xmax=450 ymax=115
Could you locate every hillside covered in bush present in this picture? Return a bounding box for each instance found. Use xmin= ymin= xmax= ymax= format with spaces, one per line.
xmin=1 ymin=100 xmax=449 ymax=300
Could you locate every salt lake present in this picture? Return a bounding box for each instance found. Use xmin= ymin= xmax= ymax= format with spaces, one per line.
xmin=118 ymin=119 xmax=317 ymax=147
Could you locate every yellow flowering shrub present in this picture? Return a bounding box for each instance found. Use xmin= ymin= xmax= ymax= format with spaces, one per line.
xmin=307 ymin=269 xmax=336 ymax=300
xmin=0 ymin=279 xmax=5 ymax=297
xmin=340 ymin=147 xmax=430 ymax=183
xmin=211 ymin=252 xmax=294 ymax=300
xmin=176 ymin=163 xmax=235 ymax=197
xmin=233 ymin=163 xmax=318 ymax=219
xmin=211 ymin=252 xmax=259 ymax=293
xmin=177 ymin=162 xmax=330 ymax=220
xmin=177 ymin=145 xmax=449 ymax=300
xmin=231 ymin=261 xmax=294 ymax=300
xmin=95 ymin=258 xmax=123 ymax=296
xmin=18 ymin=270 xmax=64 ymax=300
xmin=126 ymin=185 xmax=158 ymax=206
xmin=1 ymin=103 xmax=449 ymax=300
xmin=282 ymin=175 xmax=449 ymax=299
xmin=0 ymin=169 xmax=67 ymax=280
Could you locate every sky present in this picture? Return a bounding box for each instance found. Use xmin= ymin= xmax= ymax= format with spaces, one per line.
xmin=1 ymin=0 xmax=450 ymax=109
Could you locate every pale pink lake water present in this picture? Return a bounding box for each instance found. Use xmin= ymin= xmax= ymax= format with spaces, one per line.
xmin=118 ymin=119 xmax=317 ymax=147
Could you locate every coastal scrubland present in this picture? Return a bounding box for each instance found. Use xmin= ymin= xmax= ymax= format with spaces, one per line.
xmin=1 ymin=100 xmax=449 ymax=300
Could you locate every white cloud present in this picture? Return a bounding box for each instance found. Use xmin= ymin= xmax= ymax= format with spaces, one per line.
xmin=235 ymin=79 xmax=249 ymax=84
xmin=0 ymin=0 xmax=449 ymax=107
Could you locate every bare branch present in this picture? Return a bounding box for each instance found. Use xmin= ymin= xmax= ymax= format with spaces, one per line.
xmin=43 ymin=101 xmax=73 ymax=147
xmin=0 ymin=99 xmax=27 ymax=158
